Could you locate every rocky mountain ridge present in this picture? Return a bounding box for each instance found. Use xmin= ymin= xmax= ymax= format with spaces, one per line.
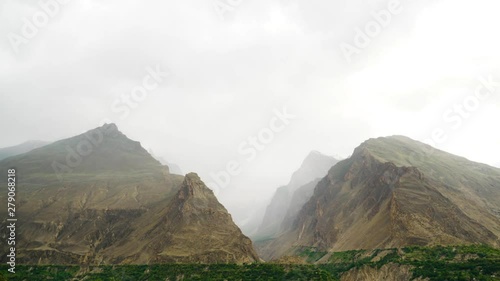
xmin=0 ymin=124 xmax=258 ymax=264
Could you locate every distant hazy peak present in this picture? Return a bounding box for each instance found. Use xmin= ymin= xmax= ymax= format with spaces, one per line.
xmin=0 ymin=140 xmax=49 ymax=150
xmin=298 ymin=150 xmax=335 ymax=166
xmin=0 ymin=139 xmax=51 ymax=161
xmin=20 ymin=140 xmax=49 ymax=145
xmin=289 ymin=150 xmax=338 ymax=186
xmin=307 ymin=150 xmax=325 ymax=156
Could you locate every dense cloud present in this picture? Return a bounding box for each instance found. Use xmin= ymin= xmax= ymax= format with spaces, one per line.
xmin=1 ymin=0 xmax=500 ymax=225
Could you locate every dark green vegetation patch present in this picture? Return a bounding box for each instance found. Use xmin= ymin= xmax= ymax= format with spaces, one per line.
xmin=1 ymin=245 xmax=499 ymax=280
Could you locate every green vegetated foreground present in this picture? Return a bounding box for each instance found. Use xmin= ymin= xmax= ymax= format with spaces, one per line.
xmin=1 ymin=245 xmax=500 ymax=281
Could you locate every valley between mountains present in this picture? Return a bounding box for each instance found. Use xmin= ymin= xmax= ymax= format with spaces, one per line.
xmin=1 ymin=123 xmax=499 ymax=280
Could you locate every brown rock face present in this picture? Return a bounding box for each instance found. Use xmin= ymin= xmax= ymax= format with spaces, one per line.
xmin=104 ymin=173 xmax=260 ymax=264
xmin=261 ymin=136 xmax=500 ymax=260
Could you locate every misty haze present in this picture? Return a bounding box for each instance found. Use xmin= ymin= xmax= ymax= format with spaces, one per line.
xmin=1 ymin=0 xmax=500 ymax=280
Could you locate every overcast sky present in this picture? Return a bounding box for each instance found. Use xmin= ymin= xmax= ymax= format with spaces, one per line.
xmin=1 ymin=0 xmax=500 ymax=225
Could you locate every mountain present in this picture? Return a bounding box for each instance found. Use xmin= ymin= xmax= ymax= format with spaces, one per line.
xmin=0 ymin=124 xmax=258 ymax=264
xmin=260 ymin=136 xmax=500 ymax=260
xmin=255 ymin=151 xmax=338 ymax=239
xmin=0 ymin=140 xmax=50 ymax=161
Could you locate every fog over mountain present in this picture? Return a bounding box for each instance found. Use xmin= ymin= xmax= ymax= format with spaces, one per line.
xmin=1 ymin=0 xmax=500 ymax=228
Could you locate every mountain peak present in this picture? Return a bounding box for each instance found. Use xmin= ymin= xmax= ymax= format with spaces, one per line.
xmin=175 ymin=173 xmax=224 ymax=213
xmin=291 ymin=151 xmax=338 ymax=186
xmin=102 ymin=122 xmax=118 ymax=130
xmin=87 ymin=123 xmax=124 ymax=139
xmin=361 ymin=135 xmax=430 ymax=148
xmin=178 ymin=173 xmax=212 ymax=199
xmin=301 ymin=150 xmax=331 ymax=164
xmin=353 ymin=135 xmax=480 ymax=171
xmin=307 ymin=150 xmax=325 ymax=156
xmin=0 ymin=123 xmax=162 ymax=180
xmin=185 ymin=172 xmax=201 ymax=180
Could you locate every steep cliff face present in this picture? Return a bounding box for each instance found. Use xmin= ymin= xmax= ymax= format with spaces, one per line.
xmin=281 ymin=179 xmax=321 ymax=233
xmin=0 ymin=124 xmax=258 ymax=265
xmin=262 ymin=136 xmax=500 ymax=260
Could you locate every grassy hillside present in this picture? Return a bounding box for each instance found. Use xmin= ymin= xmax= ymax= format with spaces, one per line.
xmin=362 ymin=136 xmax=500 ymax=191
